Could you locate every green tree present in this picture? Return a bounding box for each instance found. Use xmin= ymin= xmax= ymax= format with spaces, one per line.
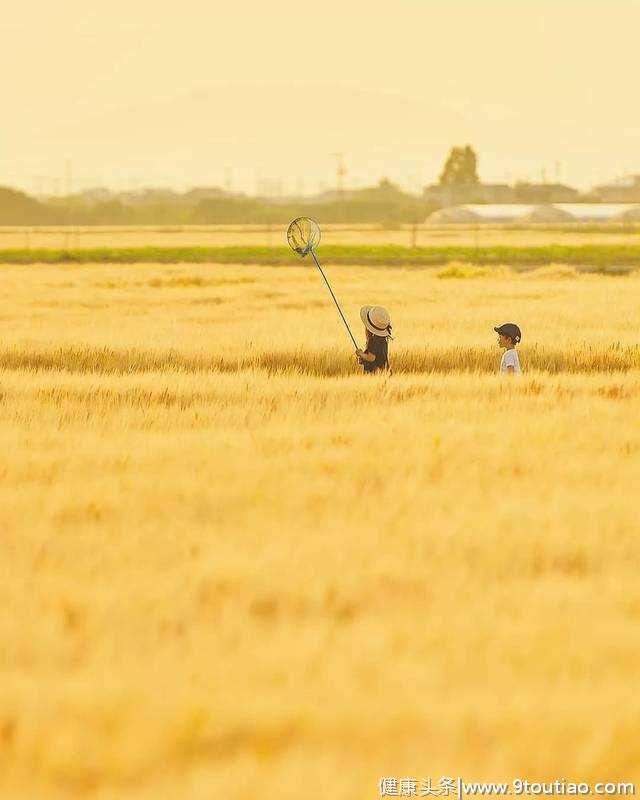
xmin=0 ymin=186 xmax=54 ymax=224
xmin=438 ymin=145 xmax=479 ymax=186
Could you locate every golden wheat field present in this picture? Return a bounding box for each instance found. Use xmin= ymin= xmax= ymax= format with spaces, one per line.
xmin=1 ymin=259 xmax=640 ymax=800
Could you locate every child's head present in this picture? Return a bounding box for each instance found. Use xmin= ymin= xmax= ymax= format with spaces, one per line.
xmin=494 ymin=323 xmax=521 ymax=349
xmin=360 ymin=306 xmax=393 ymax=340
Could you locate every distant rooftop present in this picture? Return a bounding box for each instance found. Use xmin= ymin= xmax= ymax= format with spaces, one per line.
xmin=463 ymin=204 xmax=536 ymax=219
xmin=554 ymin=203 xmax=638 ymax=220
xmin=427 ymin=202 xmax=640 ymax=224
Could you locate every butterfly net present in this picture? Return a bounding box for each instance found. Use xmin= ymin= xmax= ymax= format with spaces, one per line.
xmin=286 ymin=217 xmax=321 ymax=256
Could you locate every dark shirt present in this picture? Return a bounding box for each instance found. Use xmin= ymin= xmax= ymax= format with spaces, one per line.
xmin=363 ymin=335 xmax=389 ymax=372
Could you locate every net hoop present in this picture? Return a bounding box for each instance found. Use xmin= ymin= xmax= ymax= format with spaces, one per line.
xmin=286 ymin=217 xmax=321 ymax=257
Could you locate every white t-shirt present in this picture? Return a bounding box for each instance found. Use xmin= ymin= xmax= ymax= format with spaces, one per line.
xmin=500 ymin=348 xmax=522 ymax=374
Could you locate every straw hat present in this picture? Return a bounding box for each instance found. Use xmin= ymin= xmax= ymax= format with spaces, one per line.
xmin=360 ymin=305 xmax=393 ymax=338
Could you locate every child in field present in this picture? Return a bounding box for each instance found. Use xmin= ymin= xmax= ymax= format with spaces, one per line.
xmin=494 ymin=323 xmax=522 ymax=374
xmin=356 ymin=306 xmax=393 ymax=373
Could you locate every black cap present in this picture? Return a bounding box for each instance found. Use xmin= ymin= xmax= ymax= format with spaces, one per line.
xmin=494 ymin=323 xmax=521 ymax=343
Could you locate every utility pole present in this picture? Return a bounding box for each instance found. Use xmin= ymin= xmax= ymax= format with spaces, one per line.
xmin=64 ymin=159 xmax=73 ymax=250
xmin=331 ymin=152 xmax=346 ymax=194
xmin=65 ymin=159 xmax=73 ymax=197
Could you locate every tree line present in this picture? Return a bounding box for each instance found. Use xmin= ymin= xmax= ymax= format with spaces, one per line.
xmin=0 ymin=180 xmax=437 ymax=226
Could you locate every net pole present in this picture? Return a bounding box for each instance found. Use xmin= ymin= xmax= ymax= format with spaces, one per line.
xmin=310 ymin=250 xmax=358 ymax=350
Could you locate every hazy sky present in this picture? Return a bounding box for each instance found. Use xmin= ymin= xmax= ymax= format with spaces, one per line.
xmin=2 ymin=0 xmax=639 ymax=194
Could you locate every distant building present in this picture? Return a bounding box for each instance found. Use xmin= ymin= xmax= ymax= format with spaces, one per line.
xmin=423 ymin=183 xmax=511 ymax=205
xmin=591 ymin=175 xmax=640 ymax=202
xmin=512 ymin=182 xmax=580 ymax=203
xmin=428 ymin=204 xmax=539 ymax=223
xmin=119 ymin=188 xmax=181 ymax=206
xmin=426 ymin=202 xmax=640 ymax=224
xmin=423 ymin=181 xmax=579 ymax=205
xmin=183 ymin=186 xmax=242 ymax=202
xmin=554 ymin=203 xmax=639 ymax=221
xmin=77 ymin=187 xmax=115 ymax=203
